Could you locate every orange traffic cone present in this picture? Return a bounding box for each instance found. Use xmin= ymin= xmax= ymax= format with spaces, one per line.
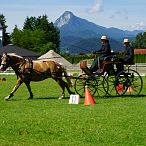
xmin=84 ymin=86 xmax=96 ymax=105
xmin=127 ymin=86 xmax=133 ymax=93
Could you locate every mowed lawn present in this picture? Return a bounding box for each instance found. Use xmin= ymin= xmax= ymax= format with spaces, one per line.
xmin=0 ymin=75 xmax=146 ymax=146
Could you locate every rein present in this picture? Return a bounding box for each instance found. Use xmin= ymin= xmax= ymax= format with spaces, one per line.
xmin=11 ymin=59 xmax=33 ymax=77
xmin=12 ymin=62 xmax=25 ymax=69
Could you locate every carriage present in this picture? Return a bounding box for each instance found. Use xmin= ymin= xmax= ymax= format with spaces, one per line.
xmin=74 ymin=55 xmax=143 ymax=98
xmin=0 ymin=52 xmax=143 ymax=100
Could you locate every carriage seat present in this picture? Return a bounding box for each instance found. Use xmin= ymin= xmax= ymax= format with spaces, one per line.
xmin=103 ymin=55 xmax=114 ymax=61
xmin=102 ymin=55 xmax=122 ymax=65
xmin=123 ymin=62 xmax=135 ymax=65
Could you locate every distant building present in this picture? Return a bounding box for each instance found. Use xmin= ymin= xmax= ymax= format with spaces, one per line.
xmin=134 ymin=49 xmax=146 ymax=54
xmin=0 ymin=44 xmax=41 ymax=59
xmin=0 ymin=23 xmax=3 ymax=47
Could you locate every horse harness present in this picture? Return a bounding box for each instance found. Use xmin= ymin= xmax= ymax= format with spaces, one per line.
xmin=16 ymin=58 xmax=33 ymax=78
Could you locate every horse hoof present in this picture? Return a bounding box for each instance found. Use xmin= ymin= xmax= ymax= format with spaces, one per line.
xmin=58 ymin=97 xmax=63 ymax=100
xmin=58 ymin=93 xmax=65 ymax=100
xmin=28 ymin=97 xmax=33 ymax=100
xmin=58 ymin=95 xmax=64 ymax=100
xmin=4 ymin=96 xmax=10 ymax=101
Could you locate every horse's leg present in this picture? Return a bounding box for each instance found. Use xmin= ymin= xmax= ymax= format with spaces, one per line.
xmin=53 ymin=78 xmax=65 ymax=99
xmin=5 ymin=77 xmax=23 ymax=100
xmin=54 ymin=78 xmax=74 ymax=99
xmin=24 ymin=82 xmax=33 ymax=99
xmin=64 ymin=80 xmax=75 ymax=95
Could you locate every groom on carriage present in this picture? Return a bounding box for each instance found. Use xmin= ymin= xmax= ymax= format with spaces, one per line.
xmin=116 ymin=38 xmax=134 ymax=73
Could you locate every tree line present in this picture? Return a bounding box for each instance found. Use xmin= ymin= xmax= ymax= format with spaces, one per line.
xmin=0 ymin=14 xmax=60 ymax=54
xmin=132 ymin=32 xmax=146 ymax=49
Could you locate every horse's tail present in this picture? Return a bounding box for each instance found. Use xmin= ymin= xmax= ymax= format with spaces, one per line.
xmin=62 ymin=67 xmax=72 ymax=87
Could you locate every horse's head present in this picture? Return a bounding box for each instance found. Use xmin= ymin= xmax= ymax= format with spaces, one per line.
xmin=0 ymin=52 xmax=10 ymax=71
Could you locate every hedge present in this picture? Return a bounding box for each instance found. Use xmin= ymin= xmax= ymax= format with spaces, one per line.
xmin=65 ymin=54 xmax=146 ymax=64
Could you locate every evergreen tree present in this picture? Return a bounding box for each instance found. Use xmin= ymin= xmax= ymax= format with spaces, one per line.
xmin=11 ymin=25 xmax=22 ymax=46
xmin=23 ymin=16 xmax=36 ymax=31
xmin=0 ymin=14 xmax=10 ymax=46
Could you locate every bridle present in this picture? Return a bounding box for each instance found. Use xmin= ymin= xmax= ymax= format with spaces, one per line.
xmin=0 ymin=54 xmax=26 ymax=71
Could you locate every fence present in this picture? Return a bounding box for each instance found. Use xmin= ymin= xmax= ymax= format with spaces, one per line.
xmin=0 ymin=63 xmax=146 ymax=76
xmin=131 ymin=63 xmax=146 ymax=75
xmin=67 ymin=62 xmax=146 ymax=76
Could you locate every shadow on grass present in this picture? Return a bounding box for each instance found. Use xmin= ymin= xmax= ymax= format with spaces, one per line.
xmin=6 ymin=96 xmax=70 ymax=101
xmin=94 ymin=94 xmax=146 ymax=99
xmin=9 ymin=94 xmax=146 ymax=102
xmin=34 ymin=96 xmax=70 ymax=100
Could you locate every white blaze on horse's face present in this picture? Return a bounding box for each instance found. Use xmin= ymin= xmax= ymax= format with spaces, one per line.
xmin=0 ymin=53 xmax=9 ymax=71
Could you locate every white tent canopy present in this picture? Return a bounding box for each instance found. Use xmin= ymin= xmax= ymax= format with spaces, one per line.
xmin=37 ymin=50 xmax=72 ymax=68
xmin=8 ymin=53 xmax=23 ymax=58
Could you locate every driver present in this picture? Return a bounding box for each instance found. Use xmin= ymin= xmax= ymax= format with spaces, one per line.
xmin=81 ymin=35 xmax=112 ymax=75
xmin=90 ymin=35 xmax=111 ymax=72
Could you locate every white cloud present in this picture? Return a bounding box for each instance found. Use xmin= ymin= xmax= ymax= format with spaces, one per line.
xmin=110 ymin=10 xmax=128 ymax=20
xmin=88 ymin=0 xmax=104 ymax=13
xmin=130 ymin=22 xmax=146 ymax=30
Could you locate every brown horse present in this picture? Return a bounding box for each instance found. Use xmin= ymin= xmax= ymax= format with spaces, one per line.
xmin=0 ymin=52 xmax=74 ymax=100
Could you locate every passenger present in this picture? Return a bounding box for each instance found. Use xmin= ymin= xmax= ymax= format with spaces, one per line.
xmin=116 ymin=38 xmax=134 ymax=73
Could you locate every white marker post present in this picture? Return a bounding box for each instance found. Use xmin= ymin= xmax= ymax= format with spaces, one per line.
xmin=69 ymin=94 xmax=80 ymax=104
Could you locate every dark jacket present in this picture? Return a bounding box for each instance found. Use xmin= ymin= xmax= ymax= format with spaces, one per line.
xmin=90 ymin=41 xmax=111 ymax=72
xmin=123 ymin=45 xmax=134 ymax=63
xmin=94 ymin=41 xmax=111 ymax=56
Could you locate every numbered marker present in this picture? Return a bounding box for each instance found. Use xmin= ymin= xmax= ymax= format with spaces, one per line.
xmin=69 ymin=95 xmax=80 ymax=104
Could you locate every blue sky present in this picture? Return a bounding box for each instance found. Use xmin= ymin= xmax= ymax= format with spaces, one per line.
xmin=0 ymin=0 xmax=146 ymax=32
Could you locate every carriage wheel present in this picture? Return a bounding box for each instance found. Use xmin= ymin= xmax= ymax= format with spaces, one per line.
xmin=84 ymin=76 xmax=98 ymax=97
xmin=104 ymin=72 xmax=117 ymax=96
xmin=74 ymin=75 xmax=97 ymax=97
xmin=115 ymin=69 xmax=143 ymax=96
xmin=74 ymin=74 xmax=109 ymax=98
xmin=115 ymin=70 xmax=129 ymax=96
xmin=74 ymin=74 xmax=97 ymax=97
xmin=93 ymin=75 xmax=109 ymax=97
xmin=74 ymin=74 xmax=86 ymax=97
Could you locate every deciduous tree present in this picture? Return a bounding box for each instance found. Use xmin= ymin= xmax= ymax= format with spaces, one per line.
xmin=11 ymin=15 xmax=60 ymax=54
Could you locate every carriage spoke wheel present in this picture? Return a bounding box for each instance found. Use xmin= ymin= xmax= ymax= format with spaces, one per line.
xmin=115 ymin=71 xmax=129 ymax=96
xmin=74 ymin=74 xmax=87 ymax=97
xmin=84 ymin=76 xmax=98 ymax=97
xmin=74 ymin=74 xmax=109 ymax=98
xmin=122 ymin=69 xmax=143 ymax=96
xmin=93 ymin=75 xmax=109 ymax=97
xmin=115 ymin=69 xmax=143 ymax=96
xmin=104 ymin=73 xmax=117 ymax=97
xmin=74 ymin=75 xmax=97 ymax=97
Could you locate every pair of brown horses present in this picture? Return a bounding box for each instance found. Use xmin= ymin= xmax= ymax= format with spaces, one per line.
xmin=0 ymin=52 xmax=74 ymax=100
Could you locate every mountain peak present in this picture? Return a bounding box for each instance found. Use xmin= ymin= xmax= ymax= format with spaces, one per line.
xmin=63 ymin=11 xmax=74 ymax=16
xmin=54 ymin=11 xmax=75 ymax=28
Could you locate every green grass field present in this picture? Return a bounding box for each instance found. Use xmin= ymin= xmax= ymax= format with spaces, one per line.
xmin=0 ymin=75 xmax=146 ymax=146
